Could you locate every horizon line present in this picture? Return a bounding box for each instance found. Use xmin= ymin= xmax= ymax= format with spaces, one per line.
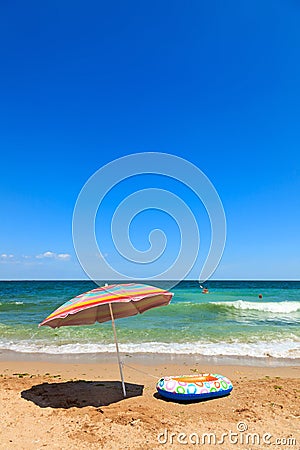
xmin=0 ymin=279 xmax=299 ymax=282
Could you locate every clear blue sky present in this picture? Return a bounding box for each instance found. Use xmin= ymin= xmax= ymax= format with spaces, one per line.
xmin=0 ymin=0 xmax=299 ymax=280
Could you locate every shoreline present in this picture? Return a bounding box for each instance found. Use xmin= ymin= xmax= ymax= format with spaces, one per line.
xmin=1 ymin=348 xmax=300 ymax=368
xmin=0 ymin=356 xmax=299 ymax=379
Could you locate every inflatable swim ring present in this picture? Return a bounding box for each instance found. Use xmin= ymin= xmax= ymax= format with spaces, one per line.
xmin=156 ymin=373 xmax=233 ymax=401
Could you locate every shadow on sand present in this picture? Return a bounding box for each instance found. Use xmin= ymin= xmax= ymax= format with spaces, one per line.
xmin=21 ymin=380 xmax=144 ymax=408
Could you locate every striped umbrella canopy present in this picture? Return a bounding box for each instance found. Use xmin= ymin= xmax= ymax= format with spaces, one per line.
xmin=39 ymin=283 xmax=173 ymax=396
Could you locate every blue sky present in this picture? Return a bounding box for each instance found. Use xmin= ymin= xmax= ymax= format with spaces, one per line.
xmin=0 ymin=0 xmax=299 ymax=280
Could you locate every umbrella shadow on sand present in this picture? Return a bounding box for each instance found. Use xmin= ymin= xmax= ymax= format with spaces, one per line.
xmin=21 ymin=380 xmax=144 ymax=409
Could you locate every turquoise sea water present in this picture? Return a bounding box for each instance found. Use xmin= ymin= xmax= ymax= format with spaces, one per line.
xmin=0 ymin=281 xmax=299 ymax=359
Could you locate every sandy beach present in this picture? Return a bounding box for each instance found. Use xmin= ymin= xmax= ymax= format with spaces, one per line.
xmin=0 ymin=355 xmax=299 ymax=449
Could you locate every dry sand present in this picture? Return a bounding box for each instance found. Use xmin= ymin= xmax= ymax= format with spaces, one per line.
xmin=0 ymin=357 xmax=299 ymax=449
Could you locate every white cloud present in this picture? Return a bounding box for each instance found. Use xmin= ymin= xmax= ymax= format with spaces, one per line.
xmin=57 ymin=253 xmax=71 ymax=260
xmin=1 ymin=254 xmax=14 ymax=259
xmin=36 ymin=251 xmax=71 ymax=261
xmin=0 ymin=252 xmax=71 ymax=267
xmin=36 ymin=251 xmax=55 ymax=259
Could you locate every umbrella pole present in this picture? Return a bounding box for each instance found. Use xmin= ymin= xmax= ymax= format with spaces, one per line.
xmin=109 ymin=303 xmax=127 ymax=397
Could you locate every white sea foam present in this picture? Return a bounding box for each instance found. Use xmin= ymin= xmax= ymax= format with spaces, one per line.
xmin=2 ymin=338 xmax=300 ymax=359
xmin=212 ymin=300 xmax=300 ymax=313
xmin=0 ymin=301 xmax=24 ymax=305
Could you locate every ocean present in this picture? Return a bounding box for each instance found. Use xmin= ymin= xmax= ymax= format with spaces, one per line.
xmin=0 ymin=280 xmax=299 ymax=361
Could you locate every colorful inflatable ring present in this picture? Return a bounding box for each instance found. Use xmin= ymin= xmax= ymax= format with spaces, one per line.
xmin=156 ymin=373 xmax=233 ymax=401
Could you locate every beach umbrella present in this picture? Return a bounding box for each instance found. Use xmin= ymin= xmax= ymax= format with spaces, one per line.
xmin=39 ymin=283 xmax=173 ymax=397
